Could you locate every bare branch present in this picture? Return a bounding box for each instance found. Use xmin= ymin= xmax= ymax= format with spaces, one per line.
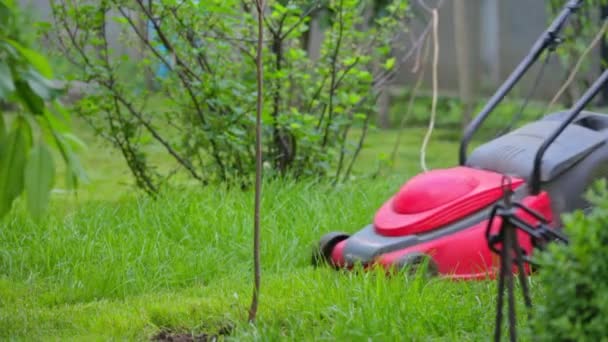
xmin=108 ymin=85 xmax=207 ymax=184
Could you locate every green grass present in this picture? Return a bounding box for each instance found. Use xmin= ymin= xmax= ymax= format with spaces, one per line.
xmin=0 ymin=124 xmax=534 ymax=341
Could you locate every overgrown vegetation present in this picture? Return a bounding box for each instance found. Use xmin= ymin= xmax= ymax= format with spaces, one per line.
xmin=0 ymin=121 xmax=481 ymax=340
xmin=0 ymin=166 xmax=514 ymax=341
xmin=47 ymin=0 xmax=417 ymax=194
xmin=531 ymin=180 xmax=608 ymax=341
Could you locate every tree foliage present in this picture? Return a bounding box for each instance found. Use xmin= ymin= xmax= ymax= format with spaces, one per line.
xmin=0 ymin=0 xmax=85 ymax=219
xmin=48 ymin=0 xmax=412 ymax=193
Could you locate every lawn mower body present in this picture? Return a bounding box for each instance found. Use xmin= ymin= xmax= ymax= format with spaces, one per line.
xmin=313 ymin=0 xmax=608 ymax=279
xmin=319 ymin=111 xmax=608 ymax=279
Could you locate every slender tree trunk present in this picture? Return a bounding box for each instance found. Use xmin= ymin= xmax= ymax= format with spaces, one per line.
xmin=249 ymin=0 xmax=264 ymax=324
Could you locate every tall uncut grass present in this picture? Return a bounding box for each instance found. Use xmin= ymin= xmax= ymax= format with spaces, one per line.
xmin=0 ymin=127 xmax=533 ymax=340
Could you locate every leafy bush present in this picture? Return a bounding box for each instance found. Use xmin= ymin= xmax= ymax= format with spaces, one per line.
xmin=0 ymin=0 xmax=85 ymax=219
xmin=47 ymin=0 xmax=416 ymax=193
xmin=531 ymin=179 xmax=608 ymax=341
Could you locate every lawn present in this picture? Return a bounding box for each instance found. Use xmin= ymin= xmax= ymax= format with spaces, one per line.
xmin=0 ymin=123 xmax=534 ymax=341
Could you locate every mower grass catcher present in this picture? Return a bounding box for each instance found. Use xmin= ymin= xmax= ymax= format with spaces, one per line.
xmin=312 ymin=0 xmax=608 ymax=279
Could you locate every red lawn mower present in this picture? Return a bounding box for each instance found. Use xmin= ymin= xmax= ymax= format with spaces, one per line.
xmin=312 ymin=0 xmax=608 ymax=280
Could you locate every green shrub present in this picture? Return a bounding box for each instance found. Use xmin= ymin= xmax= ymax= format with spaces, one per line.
xmin=531 ymin=179 xmax=608 ymax=341
xmin=48 ymin=0 xmax=412 ymax=192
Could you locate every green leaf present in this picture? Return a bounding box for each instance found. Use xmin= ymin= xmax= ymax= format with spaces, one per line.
xmin=51 ymin=131 xmax=88 ymax=189
xmin=0 ymin=127 xmax=27 ymax=218
xmin=354 ymin=113 xmax=367 ymax=120
xmin=348 ymin=93 xmax=361 ymax=105
xmin=62 ymin=132 xmax=88 ymax=152
xmin=34 ymin=21 xmax=52 ymax=33
xmin=112 ymin=16 xmax=129 ymax=25
xmin=385 ymin=57 xmax=396 ymax=71
xmin=12 ymin=115 xmax=33 ymax=149
xmin=6 ymin=39 xmax=54 ymax=78
xmin=357 ymin=70 xmax=373 ymax=83
xmin=44 ymin=107 xmax=69 ymax=133
xmin=23 ymin=68 xmax=64 ymax=100
xmin=273 ymin=2 xmax=287 ymax=13
xmin=15 ymin=80 xmax=44 ymax=114
xmin=0 ymin=61 xmax=15 ymax=99
xmin=25 ymin=143 xmax=55 ymax=219
xmin=48 ymin=100 xmax=72 ymax=130
xmin=65 ymin=152 xmax=87 ymax=189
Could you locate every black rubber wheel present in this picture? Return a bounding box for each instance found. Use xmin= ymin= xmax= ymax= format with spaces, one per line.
xmin=394 ymin=252 xmax=438 ymax=277
xmin=311 ymin=232 xmax=350 ymax=267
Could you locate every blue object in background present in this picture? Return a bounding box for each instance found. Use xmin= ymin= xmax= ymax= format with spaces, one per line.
xmin=147 ymin=1 xmax=198 ymax=80
xmin=147 ymin=19 xmax=171 ymax=79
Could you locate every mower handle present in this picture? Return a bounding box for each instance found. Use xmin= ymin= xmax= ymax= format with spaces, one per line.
xmin=530 ymin=70 xmax=608 ymax=195
xmin=459 ymin=0 xmax=582 ymax=166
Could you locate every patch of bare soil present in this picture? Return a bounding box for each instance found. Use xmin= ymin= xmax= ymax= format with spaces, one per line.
xmin=151 ymin=324 xmax=233 ymax=342
xmin=152 ymin=330 xmax=214 ymax=342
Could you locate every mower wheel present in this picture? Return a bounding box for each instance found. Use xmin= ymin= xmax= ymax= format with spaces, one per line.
xmin=394 ymin=252 xmax=438 ymax=277
xmin=311 ymin=231 xmax=350 ymax=267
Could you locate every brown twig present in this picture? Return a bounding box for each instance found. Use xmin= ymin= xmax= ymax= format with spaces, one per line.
xmin=249 ymin=0 xmax=264 ymax=325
